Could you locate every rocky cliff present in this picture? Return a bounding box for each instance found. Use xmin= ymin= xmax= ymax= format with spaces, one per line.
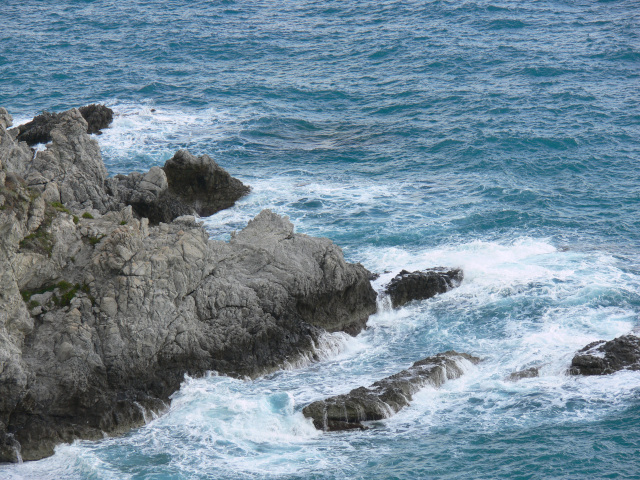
xmin=0 ymin=106 xmax=377 ymax=462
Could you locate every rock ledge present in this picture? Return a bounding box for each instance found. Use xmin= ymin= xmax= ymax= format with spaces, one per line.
xmin=302 ymin=351 xmax=479 ymax=431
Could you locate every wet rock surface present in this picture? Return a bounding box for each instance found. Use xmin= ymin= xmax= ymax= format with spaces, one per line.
xmin=0 ymin=106 xmax=377 ymax=462
xmin=506 ymin=367 xmax=540 ymax=381
xmin=570 ymin=335 xmax=640 ymax=375
xmin=302 ymin=351 xmax=479 ymax=431
xmin=384 ymin=268 xmax=463 ymax=308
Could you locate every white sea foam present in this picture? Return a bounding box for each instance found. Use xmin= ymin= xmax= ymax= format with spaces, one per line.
xmin=96 ymin=102 xmax=245 ymax=174
xmin=201 ymin=175 xmax=402 ymax=241
xmin=3 ymin=238 xmax=638 ymax=479
xmin=354 ymin=238 xmax=640 ymax=438
xmin=3 ymin=103 xmax=640 ymax=479
xmin=281 ymin=331 xmax=368 ymax=371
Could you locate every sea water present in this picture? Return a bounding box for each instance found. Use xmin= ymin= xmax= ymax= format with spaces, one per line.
xmin=1 ymin=0 xmax=639 ymax=478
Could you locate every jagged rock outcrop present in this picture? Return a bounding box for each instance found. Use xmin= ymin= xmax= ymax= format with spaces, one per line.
xmin=163 ymin=149 xmax=251 ymax=217
xmin=115 ymin=150 xmax=250 ymax=224
xmin=570 ymin=335 xmax=640 ymax=375
xmin=302 ymin=351 xmax=479 ymax=431
xmin=0 ymin=107 xmax=32 ymax=175
xmin=26 ymin=108 xmax=118 ymax=212
xmin=78 ymin=104 xmax=114 ymax=134
xmin=13 ymin=104 xmax=113 ymax=145
xmin=1 ymin=106 xmax=120 ymax=212
xmin=5 ymin=106 xmax=250 ymax=223
xmin=14 ymin=111 xmax=60 ymax=146
xmin=384 ymin=268 xmax=463 ymax=308
xmin=0 ymin=107 xmax=378 ymax=462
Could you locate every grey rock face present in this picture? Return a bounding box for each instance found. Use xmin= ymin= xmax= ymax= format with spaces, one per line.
xmin=0 ymin=107 xmax=378 ymax=462
xmin=25 ymin=109 xmax=117 ymax=213
xmin=0 ymin=108 xmax=32 ymax=176
xmin=113 ymin=167 xmax=188 ymax=224
xmin=0 ymin=107 xmax=12 ymax=130
xmin=570 ymin=335 xmax=640 ymax=375
xmin=384 ymin=268 xmax=463 ymax=308
xmin=302 ymin=351 xmax=479 ymax=431
xmin=14 ymin=104 xmax=114 ymax=145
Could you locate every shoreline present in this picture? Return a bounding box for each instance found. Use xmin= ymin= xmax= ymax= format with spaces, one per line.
xmin=0 ymin=105 xmax=377 ymax=462
xmin=2 ymin=105 xmax=638 ymax=467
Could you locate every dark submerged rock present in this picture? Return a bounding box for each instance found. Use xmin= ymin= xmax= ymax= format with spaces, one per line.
xmin=506 ymin=367 xmax=539 ymax=381
xmin=302 ymin=351 xmax=479 ymax=431
xmin=570 ymin=335 xmax=640 ymax=375
xmin=384 ymin=268 xmax=463 ymax=308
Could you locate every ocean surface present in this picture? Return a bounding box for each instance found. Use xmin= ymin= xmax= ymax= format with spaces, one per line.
xmin=2 ymin=0 xmax=640 ymax=478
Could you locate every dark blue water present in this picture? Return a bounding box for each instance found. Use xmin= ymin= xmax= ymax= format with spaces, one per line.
xmin=2 ymin=1 xmax=640 ymax=478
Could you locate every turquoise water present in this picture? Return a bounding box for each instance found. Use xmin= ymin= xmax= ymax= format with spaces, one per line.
xmin=2 ymin=0 xmax=640 ymax=478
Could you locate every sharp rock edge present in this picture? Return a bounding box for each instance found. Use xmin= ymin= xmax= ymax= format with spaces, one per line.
xmin=0 ymin=106 xmax=377 ymax=462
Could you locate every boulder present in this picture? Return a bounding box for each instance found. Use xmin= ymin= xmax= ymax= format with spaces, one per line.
xmin=302 ymin=351 xmax=479 ymax=431
xmin=114 ymin=150 xmax=250 ymax=225
xmin=506 ymin=366 xmax=539 ymax=381
xmin=14 ymin=111 xmax=59 ymax=146
xmin=570 ymin=335 xmax=640 ymax=375
xmin=384 ymin=268 xmax=463 ymax=308
xmin=78 ymin=104 xmax=114 ymax=134
xmin=14 ymin=104 xmax=114 ymax=145
xmin=163 ymin=149 xmax=251 ymax=217
xmin=113 ymin=167 xmax=189 ymax=224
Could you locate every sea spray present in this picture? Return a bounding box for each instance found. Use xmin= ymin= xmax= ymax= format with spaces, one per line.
xmin=2 ymin=0 xmax=640 ymax=477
